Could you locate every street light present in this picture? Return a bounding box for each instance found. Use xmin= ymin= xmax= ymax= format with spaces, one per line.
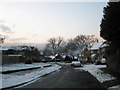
xmin=0 ymin=35 xmax=5 ymax=66
xmin=0 ymin=35 xmax=5 ymax=44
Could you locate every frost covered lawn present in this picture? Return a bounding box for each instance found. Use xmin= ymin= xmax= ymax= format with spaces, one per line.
xmin=0 ymin=63 xmax=61 ymax=89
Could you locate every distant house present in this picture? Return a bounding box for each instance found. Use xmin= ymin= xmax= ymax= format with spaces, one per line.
xmin=99 ymin=41 xmax=108 ymax=58
xmin=55 ymin=54 xmax=64 ymax=62
xmin=78 ymin=41 xmax=108 ymax=64
xmin=83 ymin=48 xmax=90 ymax=57
xmin=1 ymin=46 xmax=23 ymax=65
xmin=90 ymin=42 xmax=103 ymax=54
xmin=81 ymin=47 xmax=91 ymax=63
xmin=2 ymin=46 xmax=21 ymax=55
xmin=90 ymin=41 xmax=108 ymax=63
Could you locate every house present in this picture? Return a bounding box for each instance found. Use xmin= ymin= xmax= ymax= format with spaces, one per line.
xmin=1 ymin=46 xmax=23 ymax=65
xmin=99 ymin=41 xmax=108 ymax=58
xmin=78 ymin=41 xmax=108 ymax=64
xmin=99 ymin=41 xmax=108 ymax=53
xmin=82 ymin=47 xmax=91 ymax=63
xmin=83 ymin=48 xmax=90 ymax=57
xmin=90 ymin=41 xmax=108 ymax=64
xmin=90 ymin=42 xmax=103 ymax=54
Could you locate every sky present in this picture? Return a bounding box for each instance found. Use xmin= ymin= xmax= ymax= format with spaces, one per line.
xmin=0 ymin=1 xmax=108 ymax=45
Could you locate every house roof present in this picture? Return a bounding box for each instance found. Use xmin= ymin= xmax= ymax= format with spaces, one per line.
xmin=90 ymin=42 xmax=103 ymax=50
xmin=0 ymin=46 xmax=24 ymax=51
xmin=100 ymin=42 xmax=109 ymax=48
xmin=8 ymin=55 xmax=22 ymax=56
xmin=0 ymin=47 xmax=10 ymax=51
xmin=0 ymin=46 xmax=16 ymax=51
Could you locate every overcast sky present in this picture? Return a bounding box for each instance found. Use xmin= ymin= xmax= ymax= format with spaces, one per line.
xmin=0 ymin=1 xmax=107 ymax=44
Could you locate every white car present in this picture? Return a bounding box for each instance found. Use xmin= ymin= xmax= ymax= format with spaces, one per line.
xmin=71 ymin=61 xmax=82 ymax=67
xmin=101 ymin=58 xmax=106 ymax=64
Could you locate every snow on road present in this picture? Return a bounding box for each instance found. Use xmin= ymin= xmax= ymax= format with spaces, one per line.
xmin=75 ymin=64 xmax=116 ymax=83
xmin=0 ymin=63 xmax=61 ymax=89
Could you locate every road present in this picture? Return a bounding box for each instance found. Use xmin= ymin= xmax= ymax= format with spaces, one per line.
xmin=19 ymin=65 xmax=106 ymax=89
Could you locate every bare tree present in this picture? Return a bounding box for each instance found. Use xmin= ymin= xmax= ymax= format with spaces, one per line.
xmin=45 ymin=35 xmax=97 ymax=57
xmin=85 ymin=35 xmax=98 ymax=48
xmin=64 ymin=39 xmax=78 ymax=55
xmin=48 ymin=37 xmax=57 ymax=55
xmin=47 ymin=37 xmax=64 ymax=55
xmin=57 ymin=36 xmax=64 ymax=47
xmin=74 ymin=34 xmax=98 ymax=55
xmin=43 ymin=44 xmax=53 ymax=56
xmin=56 ymin=36 xmax=64 ymax=54
xmin=48 ymin=37 xmax=57 ymax=52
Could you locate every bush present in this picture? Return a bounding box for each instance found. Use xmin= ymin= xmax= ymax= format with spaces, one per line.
xmin=25 ymin=58 xmax=32 ymax=64
xmin=107 ymin=52 xmax=120 ymax=74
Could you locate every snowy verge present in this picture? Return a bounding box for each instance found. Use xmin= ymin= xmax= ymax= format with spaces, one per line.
xmin=75 ymin=64 xmax=120 ymax=89
xmin=108 ymin=85 xmax=120 ymax=90
xmin=0 ymin=63 xmax=51 ymax=73
xmin=1 ymin=64 xmax=61 ymax=89
xmin=75 ymin=64 xmax=116 ymax=83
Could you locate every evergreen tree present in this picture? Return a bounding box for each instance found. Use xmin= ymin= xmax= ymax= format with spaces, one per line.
xmin=100 ymin=2 xmax=120 ymax=48
xmin=100 ymin=2 xmax=120 ymax=73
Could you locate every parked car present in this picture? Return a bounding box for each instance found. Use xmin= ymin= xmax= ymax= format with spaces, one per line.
xmin=71 ymin=61 xmax=82 ymax=67
xmin=95 ymin=58 xmax=106 ymax=65
xmin=101 ymin=58 xmax=106 ymax=64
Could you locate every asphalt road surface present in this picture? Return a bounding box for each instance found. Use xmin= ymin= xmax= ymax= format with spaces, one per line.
xmin=19 ymin=65 xmax=106 ymax=89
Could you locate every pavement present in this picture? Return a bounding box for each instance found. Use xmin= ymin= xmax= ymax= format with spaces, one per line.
xmin=1 ymin=63 xmax=51 ymax=74
xmin=20 ymin=65 xmax=106 ymax=89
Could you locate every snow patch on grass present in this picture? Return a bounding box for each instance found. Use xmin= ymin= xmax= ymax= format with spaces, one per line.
xmin=0 ymin=63 xmax=51 ymax=72
xmin=108 ymin=85 xmax=120 ymax=90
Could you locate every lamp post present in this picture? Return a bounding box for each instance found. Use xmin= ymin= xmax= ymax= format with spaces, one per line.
xmin=0 ymin=35 xmax=5 ymax=66
xmin=0 ymin=35 xmax=5 ymax=44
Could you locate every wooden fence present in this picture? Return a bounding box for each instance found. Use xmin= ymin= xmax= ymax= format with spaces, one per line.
xmin=2 ymin=55 xmax=25 ymax=65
